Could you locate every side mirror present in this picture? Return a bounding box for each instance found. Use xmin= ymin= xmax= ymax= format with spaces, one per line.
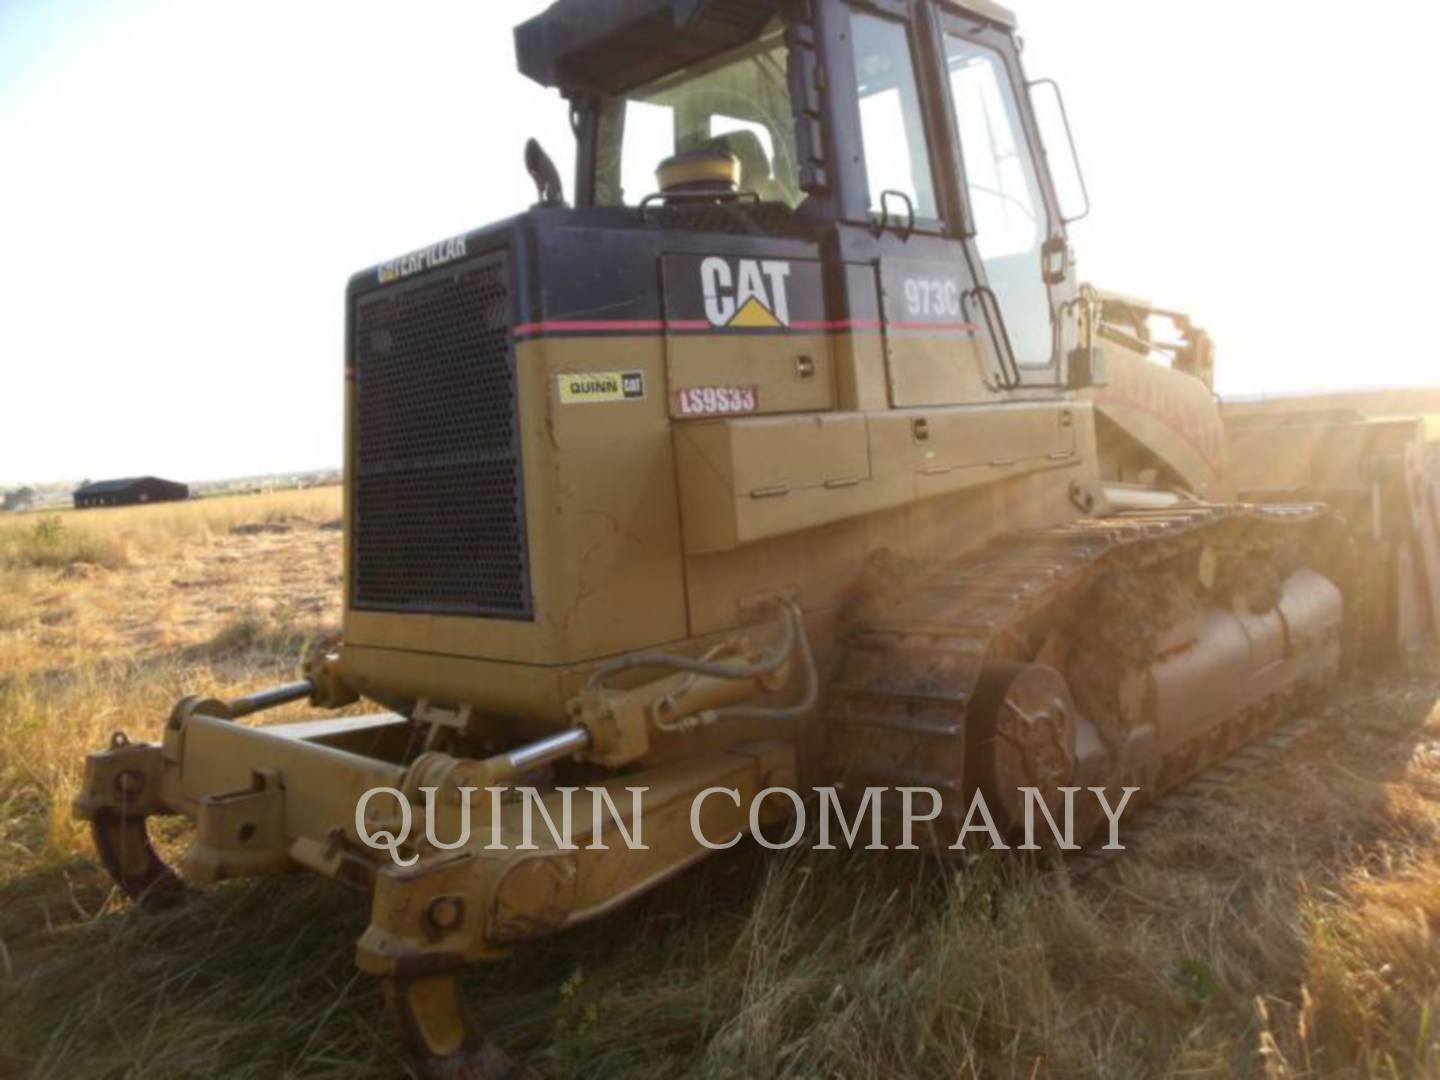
xmin=524 ymin=138 xmax=566 ymax=208
xmin=1029 ymin=79 xmax=1090 ymax=223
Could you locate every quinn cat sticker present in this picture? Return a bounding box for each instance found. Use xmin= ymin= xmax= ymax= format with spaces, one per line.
xmin=557 ymin=371 xmax=646 ymax=404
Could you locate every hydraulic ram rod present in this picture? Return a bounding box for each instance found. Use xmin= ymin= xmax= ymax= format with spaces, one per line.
xmin=227 ymin=680 xmax=314 ymax=718
xmin=503 ymin=727 xmax=592 ymax=774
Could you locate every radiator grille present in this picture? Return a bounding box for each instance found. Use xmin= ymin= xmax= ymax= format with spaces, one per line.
xmin=351 ymin=251 xmax=531 ymax=618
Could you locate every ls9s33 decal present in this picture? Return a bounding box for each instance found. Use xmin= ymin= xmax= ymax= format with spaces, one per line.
xmin=674 ymin=385 xmax=759 ymax=417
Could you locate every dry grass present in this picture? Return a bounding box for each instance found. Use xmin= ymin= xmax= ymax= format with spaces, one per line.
xmin=0 ymin=514 xmax=130 ymax=571
xmin=0 ymin=489 xmax=343 ymax=892
xmin=1 ymin=489 xmax=1439 ymax=1077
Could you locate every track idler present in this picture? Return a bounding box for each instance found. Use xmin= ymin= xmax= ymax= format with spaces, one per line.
xmin=966 ymin=663 xmax=1109 ymax=834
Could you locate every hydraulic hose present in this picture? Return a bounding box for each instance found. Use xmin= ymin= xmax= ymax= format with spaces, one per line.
xmin=584 ymin=600 xmax=798 ymax=691
xmin=704 ymin=600 xmax=818 ymax=723
xmin=586 ymin=600 xmax=819 ymax=728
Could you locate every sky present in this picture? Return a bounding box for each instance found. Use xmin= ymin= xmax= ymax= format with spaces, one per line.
xmin=1 ymin=0 xmax=1437 ymax=486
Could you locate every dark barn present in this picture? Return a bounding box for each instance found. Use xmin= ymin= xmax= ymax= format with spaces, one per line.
xmin=73 ymin=476 xmax=189 ymax=509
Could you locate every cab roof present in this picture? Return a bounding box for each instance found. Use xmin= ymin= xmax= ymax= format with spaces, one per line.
xmin=516 ymin=0 xmax=1016 ymax=96
xmin=516 ymin=0 xmax=773 ymax=95
xmin=950 ymin=0 xmax=1017 ymax=28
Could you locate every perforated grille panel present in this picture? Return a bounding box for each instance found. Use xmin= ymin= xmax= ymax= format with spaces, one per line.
xmin=351 ymin=251 xmax=531 ymax=618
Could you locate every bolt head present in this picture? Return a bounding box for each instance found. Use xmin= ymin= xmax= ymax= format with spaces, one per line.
xmin=427 ymin=895 xmax=465 ymax=933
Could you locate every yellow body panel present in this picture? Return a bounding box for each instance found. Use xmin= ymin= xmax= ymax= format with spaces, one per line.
xmin=346 ymin=335 xmax=688 ymax=666
xmin=1088 ymin=347 xmax=1227 ymax=496
xmin=343 ymin=329 xmax=1104 ymax=724
xmin=885 ymin=333 xmax=994 ymax=407
xmin=665 ymin=332 xmax=837 ymax=416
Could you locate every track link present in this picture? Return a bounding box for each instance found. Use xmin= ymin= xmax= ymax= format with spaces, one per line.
xmin=1064 ymin=711 xmax=1317 ymax=881
xmin=826 ymin=502 xmax=1337 ymax=843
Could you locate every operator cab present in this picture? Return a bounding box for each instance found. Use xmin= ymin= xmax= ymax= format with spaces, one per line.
xmin=517 ymin=0 xmax=1091 ymax=387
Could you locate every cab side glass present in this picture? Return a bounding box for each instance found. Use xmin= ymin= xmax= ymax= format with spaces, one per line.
xmin=850 ymin=12 xmax=938 ymax=220
xmin=618 ymin=101 xmax=674 ymax=205
xmin=1029 ymin=79 xmax=1090 ymax=223
xmin=947 ymin=40 xmax=1045 ymax=262
xmin=945 ymin=35 xmax=1053 ymax=369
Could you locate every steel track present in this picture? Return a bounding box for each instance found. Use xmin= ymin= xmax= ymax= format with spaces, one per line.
xmin=1065 ymin=711 xmax=1317 ymax=881
xmin=826 ymin=501 xmax=1339 ymax=850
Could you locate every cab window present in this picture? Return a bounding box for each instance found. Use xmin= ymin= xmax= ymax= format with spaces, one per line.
xmin=945 ymin=35 xmax=1053 ymax=367
xmin=594 ymin=24 xmax=801 ymax=207
xmin=850 ymin=12 xmax=938 ymax=221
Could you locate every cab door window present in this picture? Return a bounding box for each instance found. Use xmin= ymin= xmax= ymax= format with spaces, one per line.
xmin=944 ymin=35 xmax=1053 ymax=368
xmin=850 ymin=12 xmax=938 ymax=221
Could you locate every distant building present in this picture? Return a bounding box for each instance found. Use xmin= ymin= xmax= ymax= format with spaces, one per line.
xmin=74 ymin=477 xmax=189 ymax=509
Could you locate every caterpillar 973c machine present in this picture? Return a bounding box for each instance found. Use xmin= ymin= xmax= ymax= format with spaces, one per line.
xmin=76 ymin=0 xmax=1440 ymax=1073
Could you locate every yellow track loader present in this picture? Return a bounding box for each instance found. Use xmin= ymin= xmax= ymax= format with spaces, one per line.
xmin=75 ymin=0 xmax=1440 ymax=1073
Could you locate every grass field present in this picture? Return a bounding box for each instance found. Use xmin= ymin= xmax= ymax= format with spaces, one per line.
xmin=2 ymin=491 xmax=1439 ymax=1077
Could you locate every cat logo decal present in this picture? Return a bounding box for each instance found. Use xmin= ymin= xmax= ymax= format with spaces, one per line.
xmin=699 ymin=257 xmax=792 ymax=328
